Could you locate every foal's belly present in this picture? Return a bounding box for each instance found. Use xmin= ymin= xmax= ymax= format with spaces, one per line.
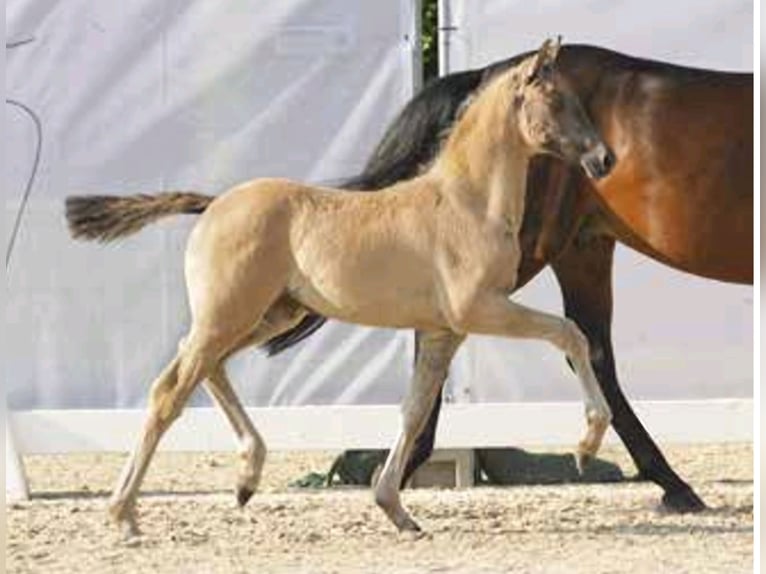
xmin=288 ymin=230 xmax=521 ymax=331
xmin=288 ymin=252 xmax=447 ymax=329
xmin=288 ymin=230 xmax=449 ymax=330
xmin=285 ymin=190 xmax=525 ymax=329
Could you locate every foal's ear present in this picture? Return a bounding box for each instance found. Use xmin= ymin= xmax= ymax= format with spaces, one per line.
xmin=548 ymin=35 xmax=562 ymax=62
xmin=526 ymin=36 xmax=562 ymax=83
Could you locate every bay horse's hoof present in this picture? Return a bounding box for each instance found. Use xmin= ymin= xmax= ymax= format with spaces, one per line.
xmin=660 ymin=487 xmax=707 ymax=513
xmin=236 ymin=486 xmax=255 ymax=508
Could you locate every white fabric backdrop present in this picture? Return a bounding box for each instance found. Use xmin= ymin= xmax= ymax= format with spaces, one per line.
xmin=5 ymin=0 xmax=753 ymax=414
xmin=5 ymin=0 xmax=419 ymax=410
xmin=442 ymin=0 xmax=754 ymax=403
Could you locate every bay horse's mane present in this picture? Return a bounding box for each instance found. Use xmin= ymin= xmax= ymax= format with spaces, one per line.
xmin=483 ymin=44 xmax=752 ymax=82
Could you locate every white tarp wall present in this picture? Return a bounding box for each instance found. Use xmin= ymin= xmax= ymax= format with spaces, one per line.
xmin=5 ymin=0 xmax=420 ymax=413
xmin=5 ymin=1 xmax=754 ymax=463
xmin=442 ymin=0 xmax=754 ymax=404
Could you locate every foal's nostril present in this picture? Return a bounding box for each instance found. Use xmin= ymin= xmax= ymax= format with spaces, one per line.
xmin=601 ymin=148 xmax=615 ymax=173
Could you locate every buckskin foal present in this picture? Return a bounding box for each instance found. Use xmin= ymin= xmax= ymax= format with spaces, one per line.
xmin=66 ymin=39 xmax=615 ymax=538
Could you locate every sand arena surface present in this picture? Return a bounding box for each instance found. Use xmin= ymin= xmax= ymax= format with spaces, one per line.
xmin=8 ymin=443 xmax=752 ymax=573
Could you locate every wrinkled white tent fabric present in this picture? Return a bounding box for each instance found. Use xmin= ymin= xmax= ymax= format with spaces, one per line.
xmin=5 ymin=0 xmax=419 ymax=412
xmin=441 ymin=0 xmax=753 ymax=404
xmin=6 ymin=422 xmax=29 ymax=502
xmin=5 ymin=0 xmax=753 ymax=471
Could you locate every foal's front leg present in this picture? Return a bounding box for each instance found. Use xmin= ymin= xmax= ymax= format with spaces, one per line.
xmin=450 ymin=294 xmax=612 ymax=469
xmin=375 ymin=331 xmax=464 ymax=532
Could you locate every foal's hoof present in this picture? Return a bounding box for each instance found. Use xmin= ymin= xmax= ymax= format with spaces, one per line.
xmin=236 ymin=486 xmax=255 ymax=508
xmin=397 ymin=516 xmax=422 ymax=534
xmin=109 ymin=503 xmax=141 ymax=543
xmin=116 ymin=519 xmax=142 ymax=545
xmin=574 ymin=451 xmax=593 ymax=476
xmin=122 ymin=532 xmax=144 ymax=548
xmin=660 ymin=487 xmax=707 ymax=513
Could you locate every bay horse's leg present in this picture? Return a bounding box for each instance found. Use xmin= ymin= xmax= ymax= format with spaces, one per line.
xmin=551 ymin=234 xmax=706 ymax=512
xmin=451 ymin=297 xmax=612 ymax=468
xmin=400 ymin=331 xmax=444 ymax=487
xmin=375 ymin=331 xmax=464 ymax=532
xmin=108 ymin=333 xmax=217 ymax=540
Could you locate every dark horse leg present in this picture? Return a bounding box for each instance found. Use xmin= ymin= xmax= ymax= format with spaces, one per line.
xmin=551 ymin=233 xmax=706 ymax=512
xmin=402 ymin=234 xmax=707 ymax=510
xmin=401 ymin=331 xmax=444 ymax=487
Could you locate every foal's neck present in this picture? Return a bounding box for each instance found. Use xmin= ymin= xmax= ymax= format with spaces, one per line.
xmin=430 ymin=73 xmax=531 ymax=223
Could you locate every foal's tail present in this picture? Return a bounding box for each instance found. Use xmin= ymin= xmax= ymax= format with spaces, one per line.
xmin=65 ymin=192 xmax=214 ymax=242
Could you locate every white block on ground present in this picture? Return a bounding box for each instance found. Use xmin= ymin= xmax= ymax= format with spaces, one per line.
xmin=410 ymin=449 xmax=476 ymax=488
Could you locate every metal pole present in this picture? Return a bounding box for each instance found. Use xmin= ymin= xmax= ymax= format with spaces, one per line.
xmin=6 ymin=418 xmax=30 ymax=502
xmin=437 ymin=0 xmax=452 ymax=77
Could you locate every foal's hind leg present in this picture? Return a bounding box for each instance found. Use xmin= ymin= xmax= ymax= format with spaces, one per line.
xmin=207 ymin=366 xmax=266 ymax=507
xmin=451 ymin=295 xmax=612 ymax=470
xmin=205 ymin=299 xmax=307 ymax=507
xmin=375 ymin=331 xmax=464 ymax=532
xmin=109 ymin=333 xmax=218 ymax=539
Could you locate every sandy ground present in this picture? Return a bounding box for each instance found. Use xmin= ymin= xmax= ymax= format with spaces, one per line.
xmin=8 ymin=443 xmax=753 ymax=574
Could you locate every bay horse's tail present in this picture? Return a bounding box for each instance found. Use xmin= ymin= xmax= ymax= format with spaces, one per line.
xmin=65 ymin=192 xmax=214 ymax=243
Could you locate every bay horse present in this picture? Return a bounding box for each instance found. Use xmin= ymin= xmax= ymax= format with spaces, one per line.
xmin=65 ymin=40 xmax=615 ymax=537
xmin=264 ymin=45 xmax=753 ymax=512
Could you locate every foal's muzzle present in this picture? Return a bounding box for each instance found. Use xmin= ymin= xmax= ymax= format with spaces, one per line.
xmin=580 ymin=143 xmax=616 ymax=180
